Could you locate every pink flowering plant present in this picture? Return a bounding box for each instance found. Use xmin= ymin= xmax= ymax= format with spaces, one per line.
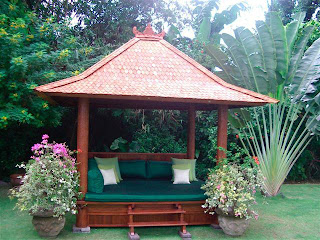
xmin=201 ymin=156 xmax=265 ymax=220
xmin=9 ymin=134 xmax=80 ymax=218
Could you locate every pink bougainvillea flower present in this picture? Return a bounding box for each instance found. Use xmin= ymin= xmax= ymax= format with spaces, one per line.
xmin=42 ymin=134 xmax=49 ymax=140
xmin=31 ymin=143 xmax=43 ymax=152
xmin=216 ymin=185 xmax=221 ymax=190
xmin=53 ymin=143 xmax=67 ymax=156
xmin=77 ymin=148 xmax=82 ymax=153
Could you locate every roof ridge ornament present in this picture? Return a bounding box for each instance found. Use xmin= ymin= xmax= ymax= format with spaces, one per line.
xmin=133 ymin=23 xmax=165 ymax=39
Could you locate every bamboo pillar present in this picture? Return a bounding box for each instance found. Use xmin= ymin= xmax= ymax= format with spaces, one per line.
xmin=187 ymin=105 xmax=196 ymax=159
xmin=76 ymin=98 xmax=89 ymax=228
xmin=217 ymin=105 xmax=228 ymax=161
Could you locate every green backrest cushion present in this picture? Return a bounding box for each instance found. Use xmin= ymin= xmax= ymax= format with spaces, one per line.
xmin=88 ymin=158 xmax=98 ymax=169
xmin=171 ymin=158 xmax=197 ymax=181
xmin=172 ymin=163 xmax=192 ymax=181
xmin=88 ymin=158 xmax=104 ymax=193
xmin=147 ymin=161 xmax=172 ymax=179
xmin=119 ymin=160 xmax=147 ymax=179
xmin=94 ymin=157 xmax=122 ymax=180
xmin=98 ymin=164 xmax=120 ymax=183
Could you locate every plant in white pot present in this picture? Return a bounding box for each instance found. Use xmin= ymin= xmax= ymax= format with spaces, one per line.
xmin=9 ymin=134 xmax=81 ymax=238
xmin=202 ymin=156 xmax=264 ymax=236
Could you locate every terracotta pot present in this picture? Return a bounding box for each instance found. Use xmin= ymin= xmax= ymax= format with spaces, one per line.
xmin=10 ymin=174 xmax=25 ymax=186
xmin=218 ymin=214 xmax=250 ymax=236
xmin=32 ymin=210 xmax=65 ymax=238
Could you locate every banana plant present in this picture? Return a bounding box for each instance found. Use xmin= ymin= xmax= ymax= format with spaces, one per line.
xmin=205 ymin=12 xmax=320 ymax=196
xmin=196 ymin=1 xmax=247 ymax=44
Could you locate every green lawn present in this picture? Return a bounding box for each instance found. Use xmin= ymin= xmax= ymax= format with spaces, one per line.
xmin=1 ymin=184 xmax=319 ymax=240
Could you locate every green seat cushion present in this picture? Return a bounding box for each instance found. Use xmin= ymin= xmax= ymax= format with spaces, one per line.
xmin=172 ymin=158 xmax=197 ymax=181
xmin=172 ymin=163 xmax=192 ymax=180
xmin=147 ymin=161 xmax=172 ymax=179
xmin=85 ymin=179 xmax=206 ymax=202
xmin=98 ymin=164 xmax=120 ymax=183
xmin=94 ymin=157 xmax=122 ymax=180
xmin=119 ymin=160 xmax=147 ymax=179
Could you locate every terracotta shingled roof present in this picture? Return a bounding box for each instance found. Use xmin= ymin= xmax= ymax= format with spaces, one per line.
xmin=35 ymin=24 xmax=277 ymax=108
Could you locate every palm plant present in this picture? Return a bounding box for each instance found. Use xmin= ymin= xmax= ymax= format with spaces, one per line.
xmin=206 ymin=12 xmax=320 ymax=196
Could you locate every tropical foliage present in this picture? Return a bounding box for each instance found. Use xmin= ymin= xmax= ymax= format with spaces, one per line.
xmin=205 ymin=12 xmax=320 ymax=196
xmin=105 ymin=109 xmax=252 ymax=181
xmin=202 ymin=157 xmax=264 ymax=219
xmin=166 ymin=0 xmax=247 ymax=69
xmin=9 ymin=135 xmax=80 ymax=217
xmin=0 ymin=1 xmax=113 ymax=129
xmin=0 ymin=1 xmax=113 ymax=178
xmin=191 ymin=0 xmax=247 ymax=44
xmin=269 ymin=0 xmax=320 ymax=24
xmin=207 ymin=12 xmax=319 ymax=103
xmin=25 ymin=0 xmax=188 ymax=44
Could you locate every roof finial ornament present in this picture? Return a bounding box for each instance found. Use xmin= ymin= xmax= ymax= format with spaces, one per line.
xmin=132 ymin=23 xmax=165 ymax=39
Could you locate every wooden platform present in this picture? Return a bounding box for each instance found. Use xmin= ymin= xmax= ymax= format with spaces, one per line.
xmin=77 ymin=200 xmax=218 ymax=229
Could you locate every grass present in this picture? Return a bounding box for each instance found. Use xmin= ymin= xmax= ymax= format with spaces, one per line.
xmin=1 ymin=184 xmax=319 ymax=240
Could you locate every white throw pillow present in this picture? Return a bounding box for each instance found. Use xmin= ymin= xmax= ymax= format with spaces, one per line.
xmin=173 ymin=169 xmax=190 ymax=184
xmin=100 ymin=168 xmax=117 ymax=185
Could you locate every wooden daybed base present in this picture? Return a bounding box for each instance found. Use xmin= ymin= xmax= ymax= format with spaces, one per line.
xmin=77 ymin=200 xmax=218 ymax=238
xmin=78 ymin=200 xmax=217 ymax=227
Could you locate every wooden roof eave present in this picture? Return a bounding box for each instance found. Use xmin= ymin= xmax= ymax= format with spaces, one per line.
xmin=35 ymin=91 xmax=57 ymax=105
xmin=38 ymin=91 xmax=271 ymax=110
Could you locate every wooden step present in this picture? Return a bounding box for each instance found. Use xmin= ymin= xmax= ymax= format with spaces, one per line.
xmin=128 ymin=209 xmax=186 ymax=215
xmin=129 ymin=221 xmax=188 ymax=227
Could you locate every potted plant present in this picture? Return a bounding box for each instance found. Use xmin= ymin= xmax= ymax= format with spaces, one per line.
xmin=9 ymin=134 xmax=81 ymax=238
xmin=201 ymin=156 xmax=264 ymax=236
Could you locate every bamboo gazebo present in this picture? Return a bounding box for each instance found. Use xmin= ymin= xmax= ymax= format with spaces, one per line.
xmin=35 ymin=24 xmax=277 ymax=239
